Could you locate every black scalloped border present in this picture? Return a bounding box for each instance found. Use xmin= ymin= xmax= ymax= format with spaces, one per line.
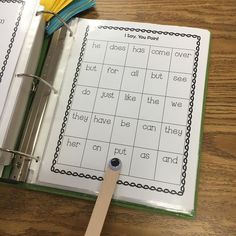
xmin=51 ymin=25 xmax=201 ymax=196
xmin=0 ymin=0 xmax=25 ymax=83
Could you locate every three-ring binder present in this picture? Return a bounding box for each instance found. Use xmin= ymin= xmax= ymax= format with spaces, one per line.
xmin=9 ymin=27 xmax=68 ymax=182
xmin=0 ymin=6 xmax=73 ymax=182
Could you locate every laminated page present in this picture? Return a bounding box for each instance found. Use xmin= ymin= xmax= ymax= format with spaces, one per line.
xmin=36 ymin=18 xmax=210 ymax=215
xmin=0 ymin=1 xmax=44 ymax=176
xmin=0 ymin=0 xmax=38 ymax=121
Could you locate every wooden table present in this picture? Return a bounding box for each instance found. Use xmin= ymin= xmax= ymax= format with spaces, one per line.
xmin=0 ymin=1 xmax=236 ymax=235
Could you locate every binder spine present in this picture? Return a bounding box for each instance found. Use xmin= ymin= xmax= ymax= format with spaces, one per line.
xmin=0 ymin=147 xmax=39 ymax=181
xmin=9 ymin=27 xmax=68 ymax=182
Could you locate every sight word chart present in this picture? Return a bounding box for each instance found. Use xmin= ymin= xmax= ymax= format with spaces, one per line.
xmin=59 ymin=38 xmax=192 ymax=183
xmin=37 ymin=19 xmax=210 ymax=213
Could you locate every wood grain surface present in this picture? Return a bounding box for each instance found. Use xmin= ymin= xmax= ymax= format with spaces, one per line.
xmin=0 ymin=0 xmax=236 ymax=235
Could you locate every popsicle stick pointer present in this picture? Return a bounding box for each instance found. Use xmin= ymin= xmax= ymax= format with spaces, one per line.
xmin=84 ymin=158 xmax=122 ymax=236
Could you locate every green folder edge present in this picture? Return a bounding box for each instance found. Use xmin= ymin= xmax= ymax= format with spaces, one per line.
xmin=0 ymin=31 xmax=211 ymax=219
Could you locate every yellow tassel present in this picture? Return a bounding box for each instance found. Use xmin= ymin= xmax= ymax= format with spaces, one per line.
xmin=40 ymin=0 xmax=73 ymax=21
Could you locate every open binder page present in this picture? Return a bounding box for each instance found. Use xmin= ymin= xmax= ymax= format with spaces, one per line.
xmin=0 ymin=0 xmax=39 ymax=121
xmin=35 ymin=19 xmax=210 ymax=215
xmin=0 ymin=1 xmax=44 ymax=176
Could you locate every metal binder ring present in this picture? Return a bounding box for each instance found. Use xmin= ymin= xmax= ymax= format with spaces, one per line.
xmin=36 ymin=10 xmax=73 ymax=37
xmin=16 ymin=73 xmax=58 ymax=94
xmin=0 ymin=147 xmax=39 ymax=161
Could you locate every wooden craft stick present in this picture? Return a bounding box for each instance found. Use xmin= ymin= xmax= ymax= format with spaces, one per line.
xmin=84 ymin=158 xmax=122 ymax=236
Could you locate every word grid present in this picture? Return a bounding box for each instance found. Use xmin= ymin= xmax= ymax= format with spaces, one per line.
xmin=57 ymin=38 xmax=195 ymax=186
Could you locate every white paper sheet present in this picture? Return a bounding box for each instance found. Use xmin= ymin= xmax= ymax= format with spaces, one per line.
xmin=36 ymin=19 xmax=210 ymax=215
xmin=0 ymin=0 xmax=38 ymax=120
